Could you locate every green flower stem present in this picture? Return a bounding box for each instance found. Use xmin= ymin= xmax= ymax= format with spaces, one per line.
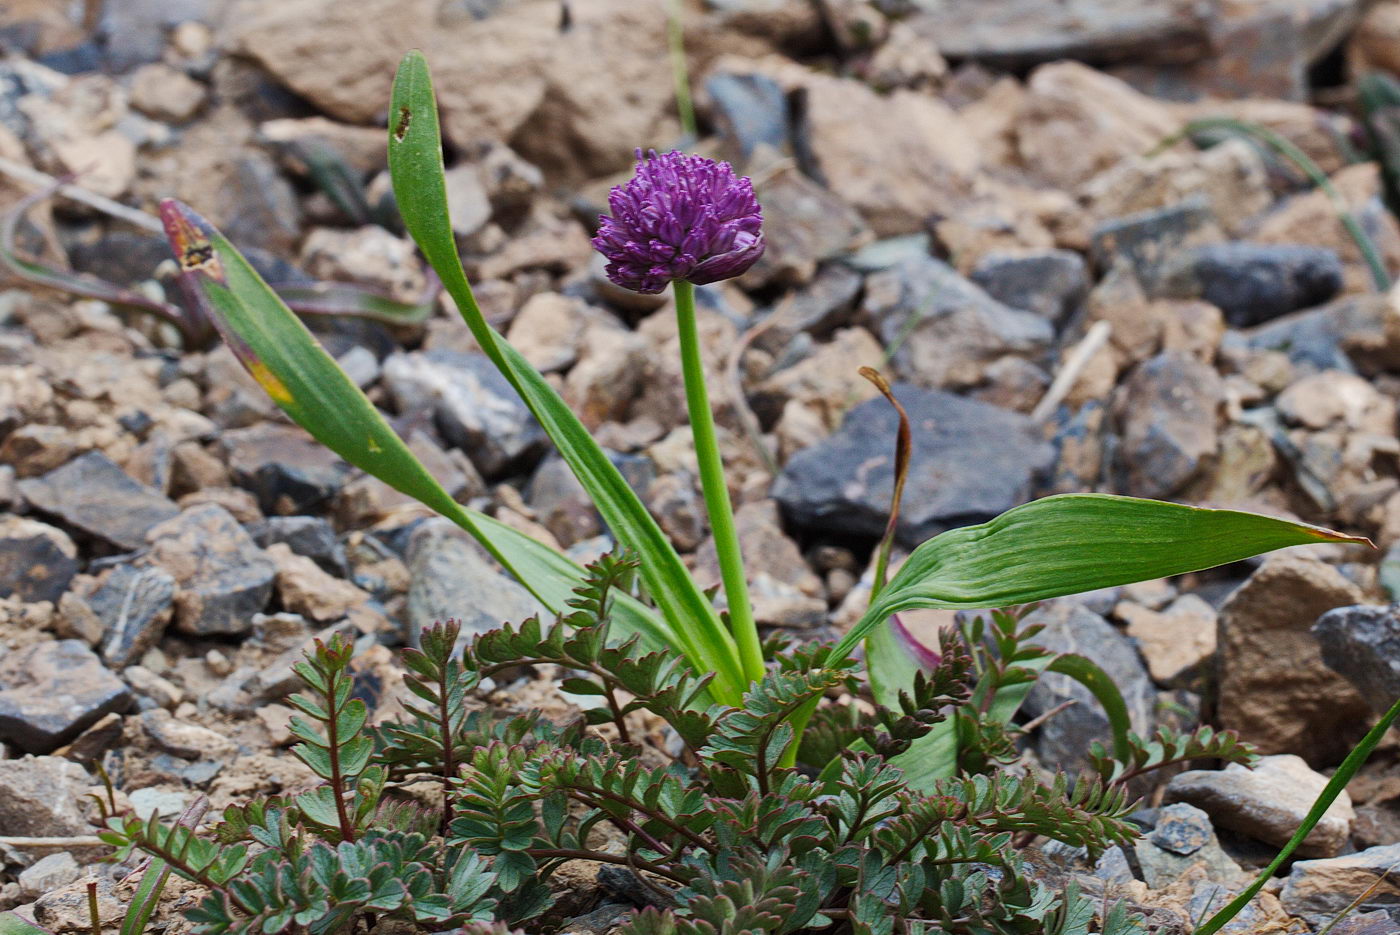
xmin=673 ymin=280 xmax=764 ymax=686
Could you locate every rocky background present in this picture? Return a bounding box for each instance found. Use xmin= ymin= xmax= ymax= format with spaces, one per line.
xmin=3 ymin=0 xmax=1400 ymax=931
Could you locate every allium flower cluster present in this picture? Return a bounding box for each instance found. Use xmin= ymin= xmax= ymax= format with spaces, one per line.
xmin=592 ymin=149 xmax=765 ymax=294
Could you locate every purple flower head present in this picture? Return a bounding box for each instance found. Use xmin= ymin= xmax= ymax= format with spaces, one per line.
xmin=592 ymin=149 xmax=765 ymax=294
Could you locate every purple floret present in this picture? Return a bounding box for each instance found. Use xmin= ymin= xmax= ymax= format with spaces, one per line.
xmin=592 ymin=149 xmax=765 ymax=294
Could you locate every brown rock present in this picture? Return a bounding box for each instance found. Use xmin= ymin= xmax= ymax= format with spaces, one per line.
xmin=266 ymin=542 xmax=371 ymax=623
xmin=1216 ymin=557 xmax=1371 ymax=763
xmin=1015 ymin=61 xmax=1179 ymax=191
xmin=751 ymin=327 xmax=883 ymax=436
xmin=1352 ymin=1 xmax=1400 ymax=76
xmin=693 ymin=500 xmax=826 ymax=628
xmin=1118 ymin=593 xmax=1216 ymax=688
xmin=1282 ymin=843 xmax=1400 ymax=929
xmin=129 ymin=63 xmax=207 ymax=122
xmin=0 ymin=755 xmax=94 ymax=837
xmin=259 ymin=116 xmax=389 ymax=175
xmin=1276 ymin=371 xmax=1396 ymax=433
xmin=300 ymin=226 xmax=427 ymax=303
xmin=506 ymin=292 xmax=588 ymax=374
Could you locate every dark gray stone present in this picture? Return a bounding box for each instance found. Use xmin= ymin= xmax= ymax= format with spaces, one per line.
xmin=771 ymin=384 xmax=1056 ymax=544
xmin=706 ymin=71 xmax=789 ymax=162
xmin=90 ymin=564 xmax=176 ymax=668
xmin=1245 ymin=294 xmax=1392 ymax=374
xmin=1314 ymin=604 xmax=1400 ymax=714
xmin=1111 ymin=351 xmax=1222 ymax=499
xmin=969 ymin=249 xmax=1089 ymax=325
xmin=222 ymin=423 xmax=352 ymax=514
xmin=143 ymin=504 xmax=275 ymax=636
xmin=220 ymin=152 xmax=302 ymax=255
xmin=405 ymin=520 xmax=546 ymax=646
xmin=754 ymin=263 xmax=863 ymax=354
xmin=381 ymin=350 xmax=546 ymax=479
xmin=1150 ymin=802 xmax=1213 ymax=855
xmin=1021 ymin=601 xmax=1155 ymax=772
xmin=18 ymin=451 xmax=180 ymax=551
xmin=902 ymin=0 xmax=1213 ymax=68
xmin=248 ymin=515 xmax=348 ymax=576
xmin=862 ymin=256 xmax=1054 ymax=390
xmin=526 ymin=456 xmax=601 ymax=549
xmin=1089 ymin=198 xmax=1214 ymax=280
xmin=1153 ymin=243 xmax=1343 ymax=327
xmin=0 ymin=640 xmax=132 ymax=754
xmin=0 ymin=517 xmax=78 ymax=603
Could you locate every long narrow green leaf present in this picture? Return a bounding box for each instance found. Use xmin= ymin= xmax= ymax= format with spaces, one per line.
xmin=386 ymin=50 xmax=746 ymax=702
xmin=1195 ymin=692 xmax=1400 ymax=935
xmin=839 ymin=494 xmax=1368 ymax=663
xmin=156 ymin=200 xmax=677 ymax=663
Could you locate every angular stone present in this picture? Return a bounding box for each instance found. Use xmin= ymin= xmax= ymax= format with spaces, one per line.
xmin=144 ymin=504 xmax=276 ymax=636
xmin=247 ymin=515 xmax=347 ymax=576
xmin=0 ymin=516 xmax=77 ymax=603
xmin=752 ymin=263 xmax=863 ymax=354
xmin=741 ymin=162 xmax=869 ymax=288
xmin=18 ymin=450 xmax=179 ymax=550
xmin=1090 ymin=200 xmax=1218 ymax=283
xmin=1166 ymin=754 xmax=1354 ymax=858
xmin=266 ymin=542 xmax=370 ymax=623
xmin=1021 ymin=601 xmax=1155 ymax=772
xmin=0 ymin=755 xmax=93 ymax=837
xmin=1217 ymin=557 xmax=1371 ymax=763
xmin=1314 ymin=604 xmax=1400 ymax=714
xmin=0 ymin=640 xmax=131 ymax=753
xmin=222 ymin=422 xmax=352 ymax=515
xmin=381 ymin=349 xmax=545 ymax=478
xmin=1153 ymin=243 xmax=1344 ymax=328
xmin=140 ymin=707 xmax=236 ymax=761
xmin=525 ymin=455 xmax=601 ymax=549
xmin=1110 ymin=351 xmax=1222 ymax=499
xmin=1117 ymin=593 xmax=1216 ymax=688
xmin=903 ymin=0 xmax=1213 ymax=69
xmin=862 ymin=255 xmax=1054 ymax=391
xmin=405 ymin=520 xmax=546 ymax=646
xmin=1134 ymin=803 xmax=1245 ymax=890
xmin=693 ymin=500 xmax=827 ymax=628
xmin=18 ymin=852 xmax=81 ymax=901
xmin=89 ymin=563 xmax=176 ymax=668
xmin=706 ymin=71 xmax=789 ymax=164
xmin=772 ymin=385 xmax=1055 ymax=544
xmin=1282 ymin=843 xmax=1400 ymax=930
xmin=969 ymin=248 xmax=1089 ymax=325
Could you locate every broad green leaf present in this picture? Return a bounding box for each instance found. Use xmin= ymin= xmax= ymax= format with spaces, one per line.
xmin=841 ymin=493 xmax=1368 ymax=663
xmin=155 ymin=200 xmax=682 ymax=682
xmin=386 ymin=50 xmax=747 ymax=703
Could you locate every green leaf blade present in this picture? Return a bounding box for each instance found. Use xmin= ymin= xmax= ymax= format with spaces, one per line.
xmin=385 ymin=50 xmax=747 ymax=702
xmin=844 ymin=493 xmax=1368 ymax=661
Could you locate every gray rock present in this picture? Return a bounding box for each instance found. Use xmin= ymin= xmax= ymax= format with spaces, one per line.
xmin=1281 ymin=843 xmax=1400 ymax=929
xmin=706 ymin=71 xmax=789 ymax=162
xmin=248 ymin=515 xmax=348 ymax=576
xmin=772 ymin=384 xmax=1055 ymax=544
xmin=1153 ymin=243 xmax=1343 ymax=327
xmin=753 ymin=263 xmax=863 ymax=354
xmin=18 ymin=451 xmax=180 ymax=551
xmin=0 ymin=756 xmax=93 ymax=837
xmin=144 ymin=504 xmax=276 ymax=636
xmin=90 ymin=564 xmax=176 ymax=668
xmin=1089 ymin=198 xmax=1215 ymax=281
xmin=18 ymin=852 xmax=81 ymax=901
xmin=98 ymin=0 xmax=220 ymax=70
xmin=862 ymin=255 xmax=1054 ymax=390
xmin=405 ymin=520 xmax=547 ymax=645
xmin=1111 ymin=351 xmax=1222 ymax=499
xmin=743 ymin=163 xmax=869 ymax=288
xmin=0 ymin=640 xmax=132 ymax=753
xmin=219 ymin=151 xmax=303 ymax=255
xmin=1020 ymin=601 xmax=1155 ymax=772
xmin=526 ymin=456 xmax=601 ymax=549
xmin=0 ymin=516 xmax=78 ymax=603
xmin=1165 ymin=754 xmax=1354 ymax=857
xmin=1245 ymin=293 xmax=1391 ymax=373
xmin=1314 ymin=604 xmax=1400 ymax=714
xmin=223 ymin=423 xmax=352 ymax=514
xmin=1134 ymin=803 xmax=1245 ymax=890
xmin=902 ymin=0 xmax=1213 ymax=68
xmin=969 ymin=249 xmax=1089 ymax=325
xmin=381 ymin=350 xmax=545 ymax=478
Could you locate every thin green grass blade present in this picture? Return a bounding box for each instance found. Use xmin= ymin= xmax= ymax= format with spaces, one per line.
xmin=157 ymin=199 xmax=676 ymax=662
xmin=837 ymin=493 xmax=1369 ymax=664
xmin=1195 ymin=692 xmax=1400 ymax=935
xmin=386 ymin=50 xmax=746 ymax=702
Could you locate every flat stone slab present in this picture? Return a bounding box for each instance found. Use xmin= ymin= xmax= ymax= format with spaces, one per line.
xmin=0 ymin=640 xmax=132 ymax=753
xmin=18 ymin=450 xmax=179 ymax=550
xmin=144 ymin=504 xmax=275 ymax=636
